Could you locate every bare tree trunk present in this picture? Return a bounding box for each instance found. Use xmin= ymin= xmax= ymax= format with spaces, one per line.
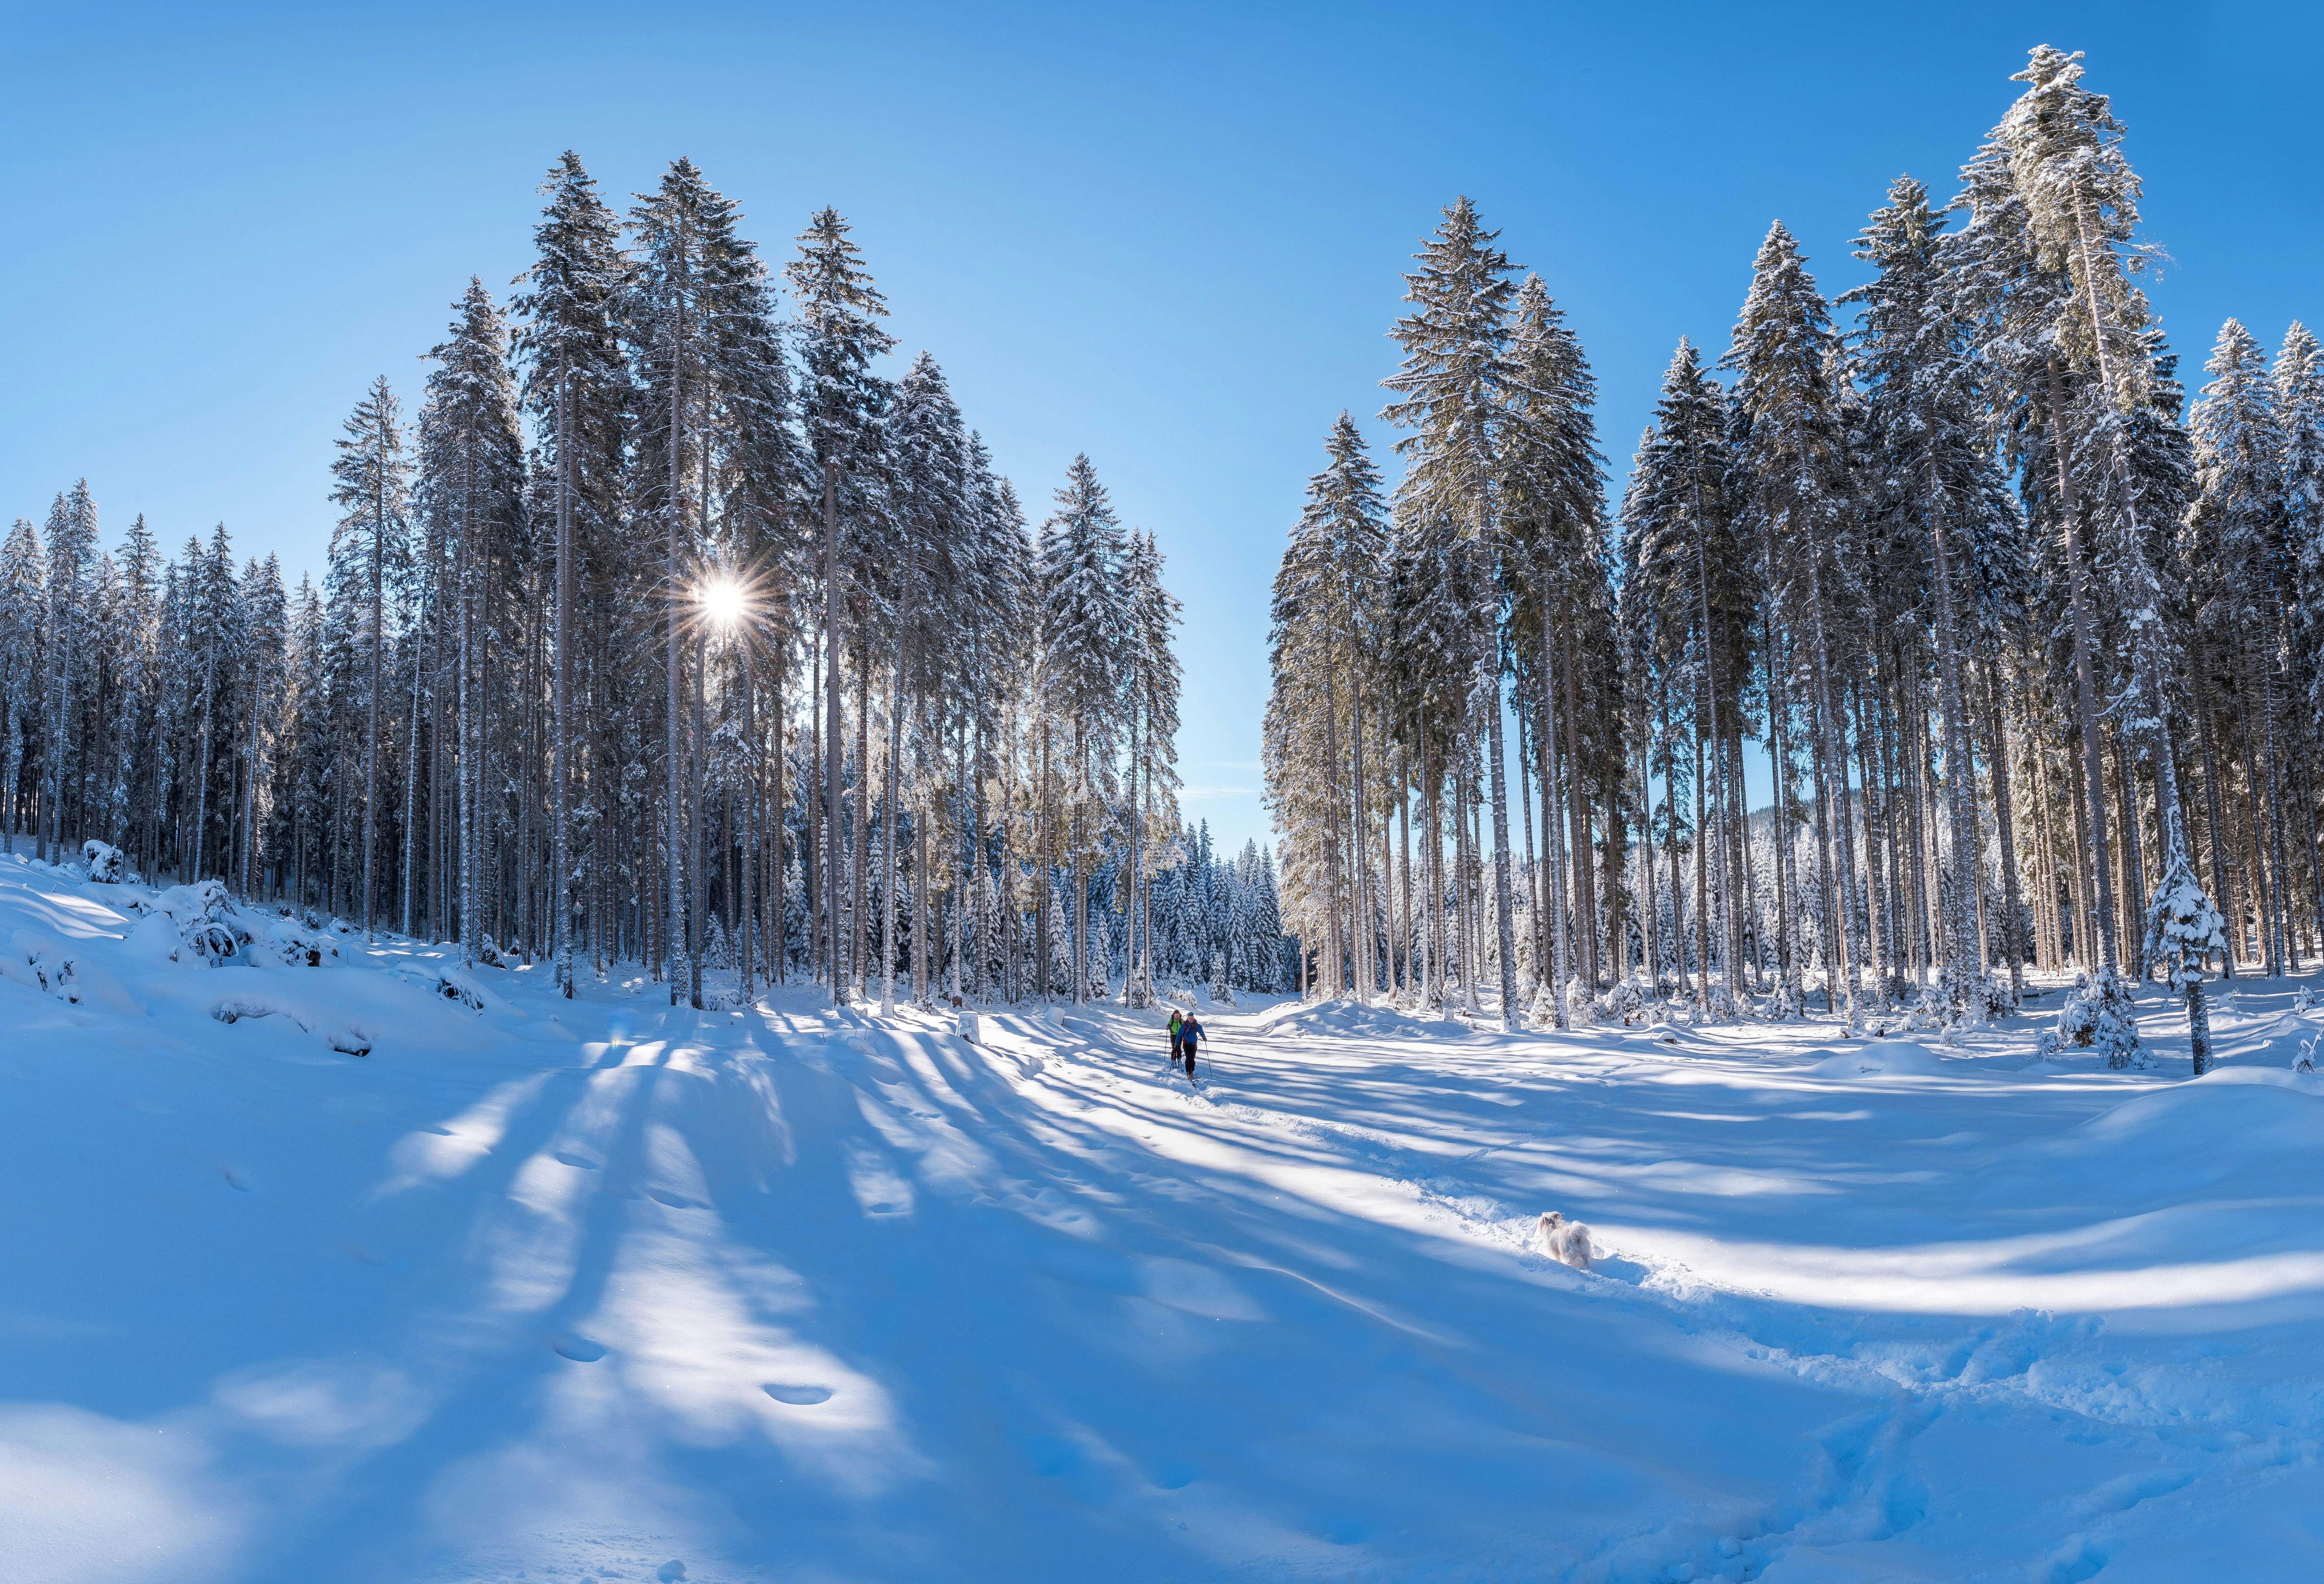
xmin=822 ymin=467 xmax=846 ymax=1004
xmin=2044 ymin=354 xmax=2120 ymax=969
xmin=1539 ymin=612 xmax=1571 ymax=1025
xmin=1484 ymin=649 xmax=1520 ymax=1029
xmin=553 ymin=367 xmax=576 ymax=993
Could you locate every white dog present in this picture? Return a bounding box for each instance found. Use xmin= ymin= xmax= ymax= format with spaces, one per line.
xmin=1535 ymin=1211 xmax=1595 ymax=1272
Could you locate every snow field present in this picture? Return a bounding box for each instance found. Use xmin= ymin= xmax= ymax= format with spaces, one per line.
xmin=3 ymin=855 xmax=2323 ymax=1581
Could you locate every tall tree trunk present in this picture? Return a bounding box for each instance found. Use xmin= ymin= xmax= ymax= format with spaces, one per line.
xmin=553 ymin=367 xmax=576 ymax=994
xmin=2044 ymin=353 xmax=2120 ymax=969
xmin=1539 ymin=611 xmax=1571 ymax=1025
xmin=822 ymin=466 xmax=845 ymax=1004
xmin=1484 ymin=651 xmax=1520 ymax=1029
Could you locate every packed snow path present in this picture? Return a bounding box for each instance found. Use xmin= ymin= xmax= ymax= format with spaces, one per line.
xmin=5 ymin=861 xmax=2324 ymax=1581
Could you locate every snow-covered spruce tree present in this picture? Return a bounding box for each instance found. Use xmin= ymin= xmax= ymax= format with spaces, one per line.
xmin=327 ymin=378 xmax=410 ymax=939
xmin=1981 ymin=45 xmax=2199 ymax=971
xmin=2142 ymin=851 xmax=2226 ymax=1075
xmin=2189 ymin=320 xmax=2297 ymax=977
xmin=184 ymin=524 xmax=244 ymax=886
xmin=1035 ymin=455 xmax=1125 ymax=1004
xmin=1497 ymin=274 xmax=1608 ymax=1028
xmin=1381 ymin=196 xmax=1523 ymax=1029
xmin=0 ymin=517 xmax=44 ymax=855
xmin=2281 ymin=323 xmax=2324 ymax=722
xmin=1948 ymin=63 xmax=2123 ymax=975
xmin=883 ymin=350 xmax=968 ymax=1014
xmin=1120 ymin=528 xmax=1182 ymax=1008
xmin=1846 ymin=175 xmax=2030 ymax=1022
xmin=417 ymin=282 xmax=524 ymax=966
xmin=631 ymin=158 xmax=731 ymax=1007
xmin=1626 ymin=341 xmax=1753 ymax=1018
xmin=1264 ymin=413 xmax=1389 ymax=1001
xmin=1725 ymin=224 xmax=1866 ymax=1026
xmin=787 ymin=207 xmax=894 ymax=1007
xmin=512 ymin=150 xmax=630 ymax=997
xmin=40 ymin=482 xmax=99 ymax=864
xmin=235 ymin=555 xmax=288 ymax=898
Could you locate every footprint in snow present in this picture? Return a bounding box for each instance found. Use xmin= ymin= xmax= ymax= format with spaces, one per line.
xmin=764 ymin=1383 xmax=832 ymax=1405
xmin=551 ymin=1150 xmax=601 ymax=1169
xmin=551 ymin=1335 xmax=607 ymax=1363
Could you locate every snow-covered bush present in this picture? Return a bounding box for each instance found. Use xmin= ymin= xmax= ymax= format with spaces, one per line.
xmin=208 ymin=992 xmax=373 ymax=1056
xmin=149 ymin=881 xmax=254 ymax=966
xmin=1209 ymin=951 xmax=1235 ymax=1006
xmin=80 ymin=841 xmax=126 ymax=884
xmin=1698 ymin=983 xmax=1741 ymax=1023
xmin=2036 ymin=966 xmax=2143 ymax=1069
xmin=2295 ymin=985 xmax=2317 ymax=1014
xmin=703 ymin=914 xmax=732 ymax=971
xmin=260 ymin=917 xmax=340 ymax=967
xmin=390 ymin=962 xmax=487 ymax=1012
xmin=1600 ymin=977 xmax=1651 ymax=1029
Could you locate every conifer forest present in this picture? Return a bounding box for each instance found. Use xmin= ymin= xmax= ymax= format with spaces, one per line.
xmin=1266 ymin=46 xmax=2315 ymax=1056
xmin=1 ymin=159 xmax=1288 ymax=1015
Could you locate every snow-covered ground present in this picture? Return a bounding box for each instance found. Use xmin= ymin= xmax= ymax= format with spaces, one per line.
xmin=6 ymin=855 xmax=2324 ymax=1583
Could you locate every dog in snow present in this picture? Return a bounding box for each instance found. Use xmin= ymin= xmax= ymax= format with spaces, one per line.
xmin=1535 ymin=1211 xmax=1594 ymax=1272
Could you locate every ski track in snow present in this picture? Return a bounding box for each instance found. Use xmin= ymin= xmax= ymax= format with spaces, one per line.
xmin=4 ymin=858 xmax=2324 ymax=1581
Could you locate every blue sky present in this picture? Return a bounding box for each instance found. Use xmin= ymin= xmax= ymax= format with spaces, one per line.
xmin=5 ymin=1 xmax=2319 ymax=856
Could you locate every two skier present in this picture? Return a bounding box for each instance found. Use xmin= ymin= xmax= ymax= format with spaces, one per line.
xmin=1164 ymin=1008 xmax=1206 ymax=1083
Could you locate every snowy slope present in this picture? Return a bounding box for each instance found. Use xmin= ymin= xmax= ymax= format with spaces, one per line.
xmin=4 ymin=854 xmax=2323 ymax=1583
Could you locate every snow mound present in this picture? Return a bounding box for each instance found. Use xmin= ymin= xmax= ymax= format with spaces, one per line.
xmin=2066 ymin=1065 xmax=2324 ymax=1156
xmin=1806 ymin=1038 xmax=1944 ymax=1078
xmin=1260 ymin=1001 xmax=1470 ymax=1041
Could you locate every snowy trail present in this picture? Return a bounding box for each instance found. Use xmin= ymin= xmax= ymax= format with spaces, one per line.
xmin=6 ymin=861 xmax=2324 ymax=1581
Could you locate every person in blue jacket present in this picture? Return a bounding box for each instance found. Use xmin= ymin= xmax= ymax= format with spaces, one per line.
xmin=1175 ymin=1012 xmax=1206 ymax=1081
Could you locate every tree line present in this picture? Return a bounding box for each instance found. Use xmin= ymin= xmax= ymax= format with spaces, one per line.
xmin=1266 ymin=46 xmax=2315 ymax=1038
xmin=2 ymin=153 xmax=1279 ymax=1010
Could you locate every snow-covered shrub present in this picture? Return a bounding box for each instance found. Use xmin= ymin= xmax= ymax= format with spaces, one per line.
xmin=1698 ymin=983 xmax=1741 ymax=1023
xmin=2036 ymin=966 xmax=2143 ymax=1069
xmin=209 ymin=993 xmax=373 ymax=1056
xmin=703 ymin=914 xmax=732 ymax=971
xmin=1209 ymin=951 xmax=1235 ymax=1006
xmin=1971 ymin=970 xmax=2014 ymax=1025
xmin=1600 ymin=977 xmax=1651 ymax=1028
xmin=390 ymin=962 xmax=487 ymax=1012
xmin=80 ymin=841 xmax=126 ymax=884
xmin=2295 ymin=985 xmax=2317 ymax=1015
xmin=260 ymin=917 xmax=340 ymax=967
xmin=149 ymin=881 xmax=254 ymax=965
